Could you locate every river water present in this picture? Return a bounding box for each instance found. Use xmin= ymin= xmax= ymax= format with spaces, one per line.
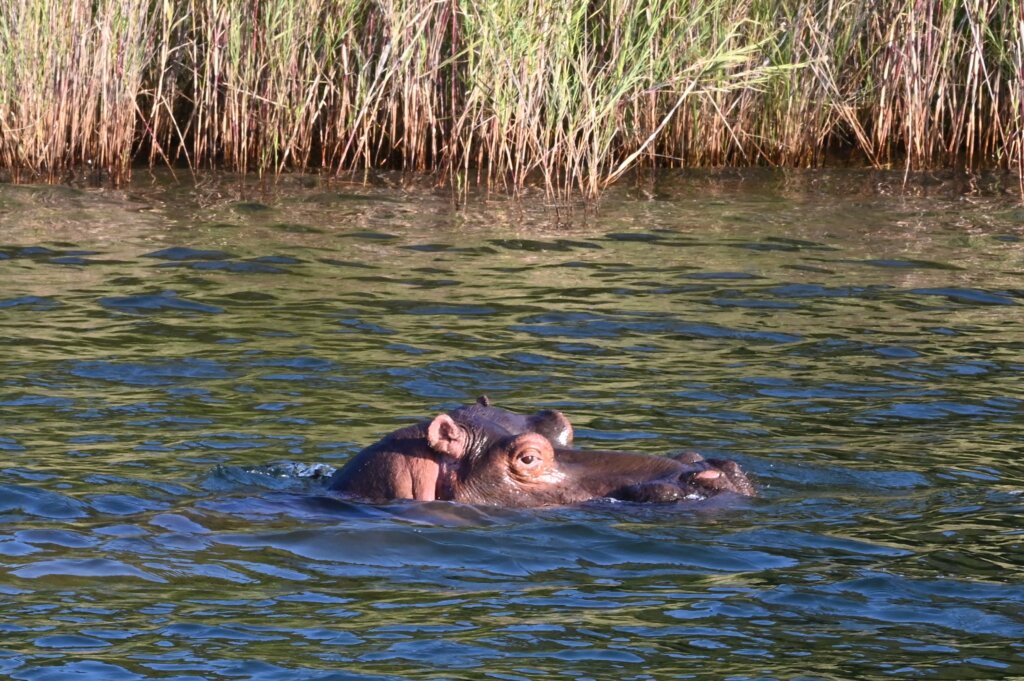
xmin=1 ymin=170 xmax=1022 ymax=680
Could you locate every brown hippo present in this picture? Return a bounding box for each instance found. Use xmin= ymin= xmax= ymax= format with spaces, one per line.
xmin=327 ymin=396 xmax=573 ymax=502
xmin=328 ymin=397 xmax=754 ymax=506
xmin=440 ymin=432 xmax=755 ymax=507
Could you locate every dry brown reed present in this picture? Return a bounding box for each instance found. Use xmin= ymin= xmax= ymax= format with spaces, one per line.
xmin=0 ymin=0 xmax=1021 ymax=195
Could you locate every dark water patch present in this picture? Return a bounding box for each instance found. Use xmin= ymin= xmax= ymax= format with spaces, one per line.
xmin=556 ymin=238 xmax=604 ymax=250
xmin=80 ymin=474 xmax=194 ymax=499
xmin=403 ymin=243 xmax=453 ymax=252
xmin=271 ymin=222 xmax=324 ymax=234
xmin=0 ymin=394 xmax=74 ymax=408
xmin=233 ymin=201 xmax=272 ymax=213
xmin=856 ymin=258 xmax=962 ymax=270
xmin=47 ymin=256 xmax=93 ymax=266
xmin=0 ymin=485 xmax=88 ymax=519
xmin=251 ymin=356 xmax=335 ymax=371
xmin=217 ymin=290 xmax=277 ymax=303
xmin=393 ymin=277 xmax=462 ymax=289
xmin=411 ymin=265 xmax=458 ymax=276
xmin=176 ymin=432 xmax=304 ymax=457
xmin=1 ymin=469 xmax=57 ymax=483
xmin=251 ymin=255 xmax=303 ymax=265
xmin=604 ymin=232 xmax=664 ymax=243
xmin=0 ymin=296 xmax=60 ymax=310
xmin=340 ymin=230 xmax=399 ymax=241
xmin=910 ymin=287 xmax=1018 ymax=306
xmin=768 ymin=283 xmax=888 ymax=299
xmin=553 ymin=341 xmax=608 ymax=355
xmin=785 ymin=337 xmax=926 ymax=360
xmin=759 ymin=578 xmax=1024 ymax=638
xmin=725 ymin=454 xmax=929 ymax=492
xmin=99 ymin=292 xmax=224 ymax=314
xmin=766 ymin=236 xmax=837 ymax=249
xmin=318 ymin=257 xmax=376 ymax=269
xmin=0 ymin=438 xmax=26 ymax=452
xmin=855 ymin=400 xmax=1012 ymax=423
xmin=253 ymin=402 xmax=298 ymax=412
xmin=747 ymin=379 xmax=936 ymax=401
xmin=13 ymin=246 xmax=58 ymax=258
xmin=503 ymin=351 xmax=576 ymax=367
xmin=68 ymin=359 xmax=232 ymax=386
xmin=783 ymin=262 xmax=835 ymax=274
xmin=551 ymin=260 xmax=604 ymax=270
xmin=86 ymin=494 xmax=171 ymax=516
xmin=684 ymin=271 xmax=761 ymax=280
xmin=710 ymin=297 xmax=801 ymax=309
xmin=489 ymin=238 xmax=577 ymax=252
xmin=16 ymin=529 xmax=96 ymax=548
xmin=34 ymin=634 xmax=112 ymax=648
xmin=213 ymin=517 xmax=791 ymax=577
xmin=156 ymin=260 xmax=288 ymax=274
xmin=447 ymin=245 xmax=502 ymax=255
xmin=404 ymin=303 xmax=497 ymax=316
xmin=383 ymin=343 xmax=430 ymax=355
xmin=143 ymin=247 xmax=232 ymax=261
xmin=512 ymin=312 xmax=801 ymax=344
xmin=11 ymin=558 xmax=166 ymax=582
xmin=731 ymin=241 xmax=801 ymax=252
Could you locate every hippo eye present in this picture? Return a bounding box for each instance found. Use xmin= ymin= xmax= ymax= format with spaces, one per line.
xmin=517 ymin=450 xmax=541 ymax=467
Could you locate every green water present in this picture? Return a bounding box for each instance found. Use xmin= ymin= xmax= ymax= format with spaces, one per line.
xmin=1 ymin=170 xmax=1022 ymax=680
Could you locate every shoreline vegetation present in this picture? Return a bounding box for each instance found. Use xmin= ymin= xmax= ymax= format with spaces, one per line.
xmin=0 ymin=0 xmax=1022 ymax=197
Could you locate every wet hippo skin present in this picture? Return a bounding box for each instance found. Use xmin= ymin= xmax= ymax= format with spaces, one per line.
xmin=444 ymin=433 xmax=755 ymax=507
xmin=328 ymin=397 xmax=754 ymax=506
xmin=327 ymin=396 xmax=573 ymax=502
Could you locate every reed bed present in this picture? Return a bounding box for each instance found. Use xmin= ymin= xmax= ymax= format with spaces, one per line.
xmin=0 ymin=0 xmax=1021 ymax=195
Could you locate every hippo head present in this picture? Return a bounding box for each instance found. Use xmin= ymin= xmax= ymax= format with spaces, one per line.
xmin=448 ymin=432 xmax=755 ymax=507
xmin=327 ymin=397 xmax=573 ymax=501
xmin=446 ymin=395 xmax=573 ymax=447
xmin=329 ymin=397 xmax=754 ymax=506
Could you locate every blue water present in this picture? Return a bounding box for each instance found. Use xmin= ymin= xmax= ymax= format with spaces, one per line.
xmin=1 ymin=170 xmax=1023 ymax=679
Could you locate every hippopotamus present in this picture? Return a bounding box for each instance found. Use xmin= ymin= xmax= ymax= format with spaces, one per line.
xmin=441 ymin=432 xmax=754 ymax=506
xmin=327 ymin=397 xmax=754 ymax=506
xmin=327 ymin=396 xmax=574 ymax=502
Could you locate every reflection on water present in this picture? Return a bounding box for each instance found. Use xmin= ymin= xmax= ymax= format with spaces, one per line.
xmin=1 ymin=170 xmax=1023 ymax=679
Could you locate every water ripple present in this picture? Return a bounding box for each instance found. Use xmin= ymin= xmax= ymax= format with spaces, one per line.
xmin=2 ymin=172 xmax=1024 ymax=679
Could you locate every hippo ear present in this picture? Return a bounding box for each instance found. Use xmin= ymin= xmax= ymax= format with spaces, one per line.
xmin=476 ymin=395 xmax=491 ymax=407
xmin=426 ymin=414 xmax=471 ymax=459
xmin=529 ymin=409 xmax=574 ymax=447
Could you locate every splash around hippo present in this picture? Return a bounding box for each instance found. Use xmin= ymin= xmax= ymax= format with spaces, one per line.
xmin=327 ymin=396 xmax=754 ymax=507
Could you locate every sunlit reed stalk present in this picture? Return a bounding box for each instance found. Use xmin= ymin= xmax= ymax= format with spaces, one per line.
xmin=0 ymin=0 xmax=152 ymax=183
xmin=0 ymin=0 xmax=1022 ymax=196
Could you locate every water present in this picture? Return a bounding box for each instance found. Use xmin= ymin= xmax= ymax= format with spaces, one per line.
xmin=1 ymin=170 xmax=1023 ymax=680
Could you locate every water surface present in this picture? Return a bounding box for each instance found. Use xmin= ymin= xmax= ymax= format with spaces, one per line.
xmin=1 ymin=170 xmax=1023 ymax=679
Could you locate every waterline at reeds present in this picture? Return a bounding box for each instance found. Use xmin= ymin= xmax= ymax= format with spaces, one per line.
xmin=0 ymin=0 xmax=1022 ymax=195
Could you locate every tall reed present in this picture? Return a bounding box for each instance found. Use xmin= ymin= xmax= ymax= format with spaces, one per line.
xmin=0 ymin=0 xmax=152 ymax=183
xmin=0 ymin=0 xmax=1022 ymax=195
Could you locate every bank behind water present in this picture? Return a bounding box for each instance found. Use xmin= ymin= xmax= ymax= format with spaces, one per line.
xmin=1 ymin=0 xmax=1022 ymax=195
